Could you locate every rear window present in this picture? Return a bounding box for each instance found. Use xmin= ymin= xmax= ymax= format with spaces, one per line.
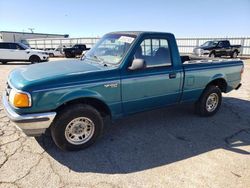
xmin=0 ymin=43 xmax=10 ymax=49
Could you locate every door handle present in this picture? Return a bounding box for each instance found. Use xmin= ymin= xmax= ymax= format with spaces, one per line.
xmin=169 ymin=73 xmax=176 ymax=79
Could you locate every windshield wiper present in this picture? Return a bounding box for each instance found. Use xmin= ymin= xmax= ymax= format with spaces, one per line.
xmin=92 ymin=55 xmax=108 ymax=66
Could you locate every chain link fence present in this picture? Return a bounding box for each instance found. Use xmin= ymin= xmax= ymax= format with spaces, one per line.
xmin=25 ymin=37 xmax=250 ymax=56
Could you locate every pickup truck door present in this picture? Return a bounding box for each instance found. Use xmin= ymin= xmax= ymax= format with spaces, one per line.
xmin=121 ymin=37 xmax=182 ymax=114
xmin=217 ymin=41 xmax=231 ymax=56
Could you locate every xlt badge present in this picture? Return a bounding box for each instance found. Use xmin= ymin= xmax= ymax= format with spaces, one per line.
xmin=104 ymin=83 xmax=118 ymax=88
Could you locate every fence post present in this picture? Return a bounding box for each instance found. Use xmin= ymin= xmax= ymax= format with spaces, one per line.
xmin=43 ymin=40 xmax=46 ymax=50
xmin=240 ymin=38 xmax=245 ymax=56
xmin=196 ymin=39 xmax=199 ymax=47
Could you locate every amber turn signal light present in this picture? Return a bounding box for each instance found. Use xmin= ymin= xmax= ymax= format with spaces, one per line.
xmin=13 ymin=93 xmax=31 ymax=107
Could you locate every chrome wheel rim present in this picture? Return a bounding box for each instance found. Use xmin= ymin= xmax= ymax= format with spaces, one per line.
xmin=233 ymin=52 xmax=237 ymax=58
xmin=206 ymin=93 xmax=219 ymax=112
xmin=65 ymin=117 xmax=95 ymax=145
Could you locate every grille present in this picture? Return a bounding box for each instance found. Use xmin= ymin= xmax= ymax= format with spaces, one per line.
xmin=194 ymin=48 xmax=203 ymax=56
xmin=5 ymin=82 xmax=11 ymax=97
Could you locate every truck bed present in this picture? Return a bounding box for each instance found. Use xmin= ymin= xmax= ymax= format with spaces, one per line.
xmin=183 ymin=58 xmax=241 ymax=65
xmin=181 ymin=55 xmax=241 ymax=64
xmin=180 ymin=57 xmax=243 ymax=103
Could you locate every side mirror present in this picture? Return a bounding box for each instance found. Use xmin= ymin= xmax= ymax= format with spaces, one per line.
xmin=128 ymin=59 xmax=146 ymax=70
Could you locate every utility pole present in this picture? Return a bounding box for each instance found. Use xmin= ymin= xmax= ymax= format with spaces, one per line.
xmin=28 ymin=28 xmax=35 ymax=33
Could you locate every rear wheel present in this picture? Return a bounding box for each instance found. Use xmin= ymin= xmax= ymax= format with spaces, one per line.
xmin=195 ymin=85 xmax=222 ymax=116
xmin=50 ymin=104 xmax=104 ymax=151
xmin=49 ymin=53 xmax=54 ymax=57
xmin=29 ymin=56 xmax=41 ymax=64
xmin=231 ymin=51 xmax=238 ymax=58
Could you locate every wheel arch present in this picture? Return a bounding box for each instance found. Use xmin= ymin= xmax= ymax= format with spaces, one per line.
xmin=55 ymin=95 xmax=112 ymax=118
xmin=232 ymin=49 xmax=239 ymax=55
xmin=205 ymin=77 xmax=228 ymax=92
xmin=209 ymin=50 xmax=216 ymax=56
xmin=29 ymin=54 xmax=41 ymax=61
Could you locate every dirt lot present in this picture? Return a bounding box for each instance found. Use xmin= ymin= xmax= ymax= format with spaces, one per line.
xmin=0 ymin=58 xmax=249 ymax=188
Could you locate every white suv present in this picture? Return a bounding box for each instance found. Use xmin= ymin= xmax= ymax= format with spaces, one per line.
xmin=0 ymin=42 xmax=49 ymax=64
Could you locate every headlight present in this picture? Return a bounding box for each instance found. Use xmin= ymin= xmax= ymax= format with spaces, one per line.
xmin=9 ymin=89 xmax=31 ymax=108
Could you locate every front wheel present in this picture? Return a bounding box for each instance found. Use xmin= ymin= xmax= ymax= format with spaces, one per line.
xmin=50 ymin=104 xmax=104 ymax=151
xmin=1 ymin=61 xmax=7 ymax=65
xmin=195 ymin=85 xmax=222 ymax=116
xmin=65 ymin=52 xmax=72 ymax=58
xmin=209 ymin=52 xmax=215 ymax=58
xmin=29 ymin=56 xmax=41 ymax=64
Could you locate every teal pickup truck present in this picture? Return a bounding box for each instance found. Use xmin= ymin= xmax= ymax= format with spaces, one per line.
xmin=2 ymin=31 xmax=244 ymax=151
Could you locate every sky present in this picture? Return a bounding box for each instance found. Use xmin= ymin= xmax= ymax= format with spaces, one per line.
xmin=0 ymin=0 xmax=250 ymax=38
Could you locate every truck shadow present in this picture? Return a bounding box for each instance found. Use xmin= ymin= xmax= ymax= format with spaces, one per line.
xmin=37 ymin=97 xmax=250 ymax=174
xmin=0 ymin=62 xmax=30 ymax=65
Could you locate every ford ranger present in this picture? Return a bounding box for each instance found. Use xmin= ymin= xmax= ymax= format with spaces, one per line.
xmin=2 ymin=31 xmax=244 ymax=151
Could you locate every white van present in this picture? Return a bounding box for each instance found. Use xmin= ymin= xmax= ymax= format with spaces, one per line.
xmin=0 ymin=42 xmax=49 ymax=64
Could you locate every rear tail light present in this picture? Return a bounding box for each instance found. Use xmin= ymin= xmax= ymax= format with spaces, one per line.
xmin=240 ymin=66 xmax=244 ymax=79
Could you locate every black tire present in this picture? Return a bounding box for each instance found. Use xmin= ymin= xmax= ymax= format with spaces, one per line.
xmin=29 ymin=55 xmax=41 ymax=64
xmin=50 ymin=104 xmax=104 ymax=151
xmin=1 ymin=61 xmax=7 ymax=65
xmin=231 ymin=51 xmax=238 ymax=58
xmin=49 ymin=53 xmax=54 ymax=57
xmin=65 ymin=52 xmax=72 ymax=58
xmin=195 ymin=85 xmax=222 ymax=117
xmin=209 ymin=52 xmax=216 ymax=58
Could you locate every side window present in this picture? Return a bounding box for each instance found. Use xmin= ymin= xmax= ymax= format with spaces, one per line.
xmin=9 ymin=43 xmax=18 ymax=50
xmin=134 ymin=38 xmax=171 ymax=68
xmin=80 ymin=45 xmax=86 ymax=50
xmin=218 ymin=41 xmax=226 ymax=48
xmin=16 ymin=44 xmax=24 ymax=50
xmin=224 ymin=41 xmax=230 ymax=47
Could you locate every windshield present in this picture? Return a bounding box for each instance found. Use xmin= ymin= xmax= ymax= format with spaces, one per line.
xmin=84 ymin=34 xmax=136 ymax=65
xmin=18 ymin=43 xmax=30 ymax=50
xmin=201 ymin=41 xmax=218 ymax=47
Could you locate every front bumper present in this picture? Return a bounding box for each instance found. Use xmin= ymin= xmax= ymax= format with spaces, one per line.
xmin=2 ymin=94 xmax=56 ymax=136
xmin=41 ymin=56 xmax=49 ymax=61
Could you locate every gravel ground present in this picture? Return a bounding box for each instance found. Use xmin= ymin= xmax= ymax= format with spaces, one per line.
xmin=0 ymin=58 xmax=249 ymax=188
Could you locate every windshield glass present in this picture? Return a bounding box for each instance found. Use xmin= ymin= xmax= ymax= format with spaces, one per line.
xmin=18 ymin=43 xmax=30 ymax=50
xmin=84 ymin=34 xmax=136 ymax=65
xmin=201 ymin=41 xmax=218 ymax=47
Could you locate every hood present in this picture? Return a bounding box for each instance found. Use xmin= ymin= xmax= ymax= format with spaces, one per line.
xmin=9 ymin=59 xmax=109 ymax=91
xmin=195 ymin=46 xmax=214 ymax=50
